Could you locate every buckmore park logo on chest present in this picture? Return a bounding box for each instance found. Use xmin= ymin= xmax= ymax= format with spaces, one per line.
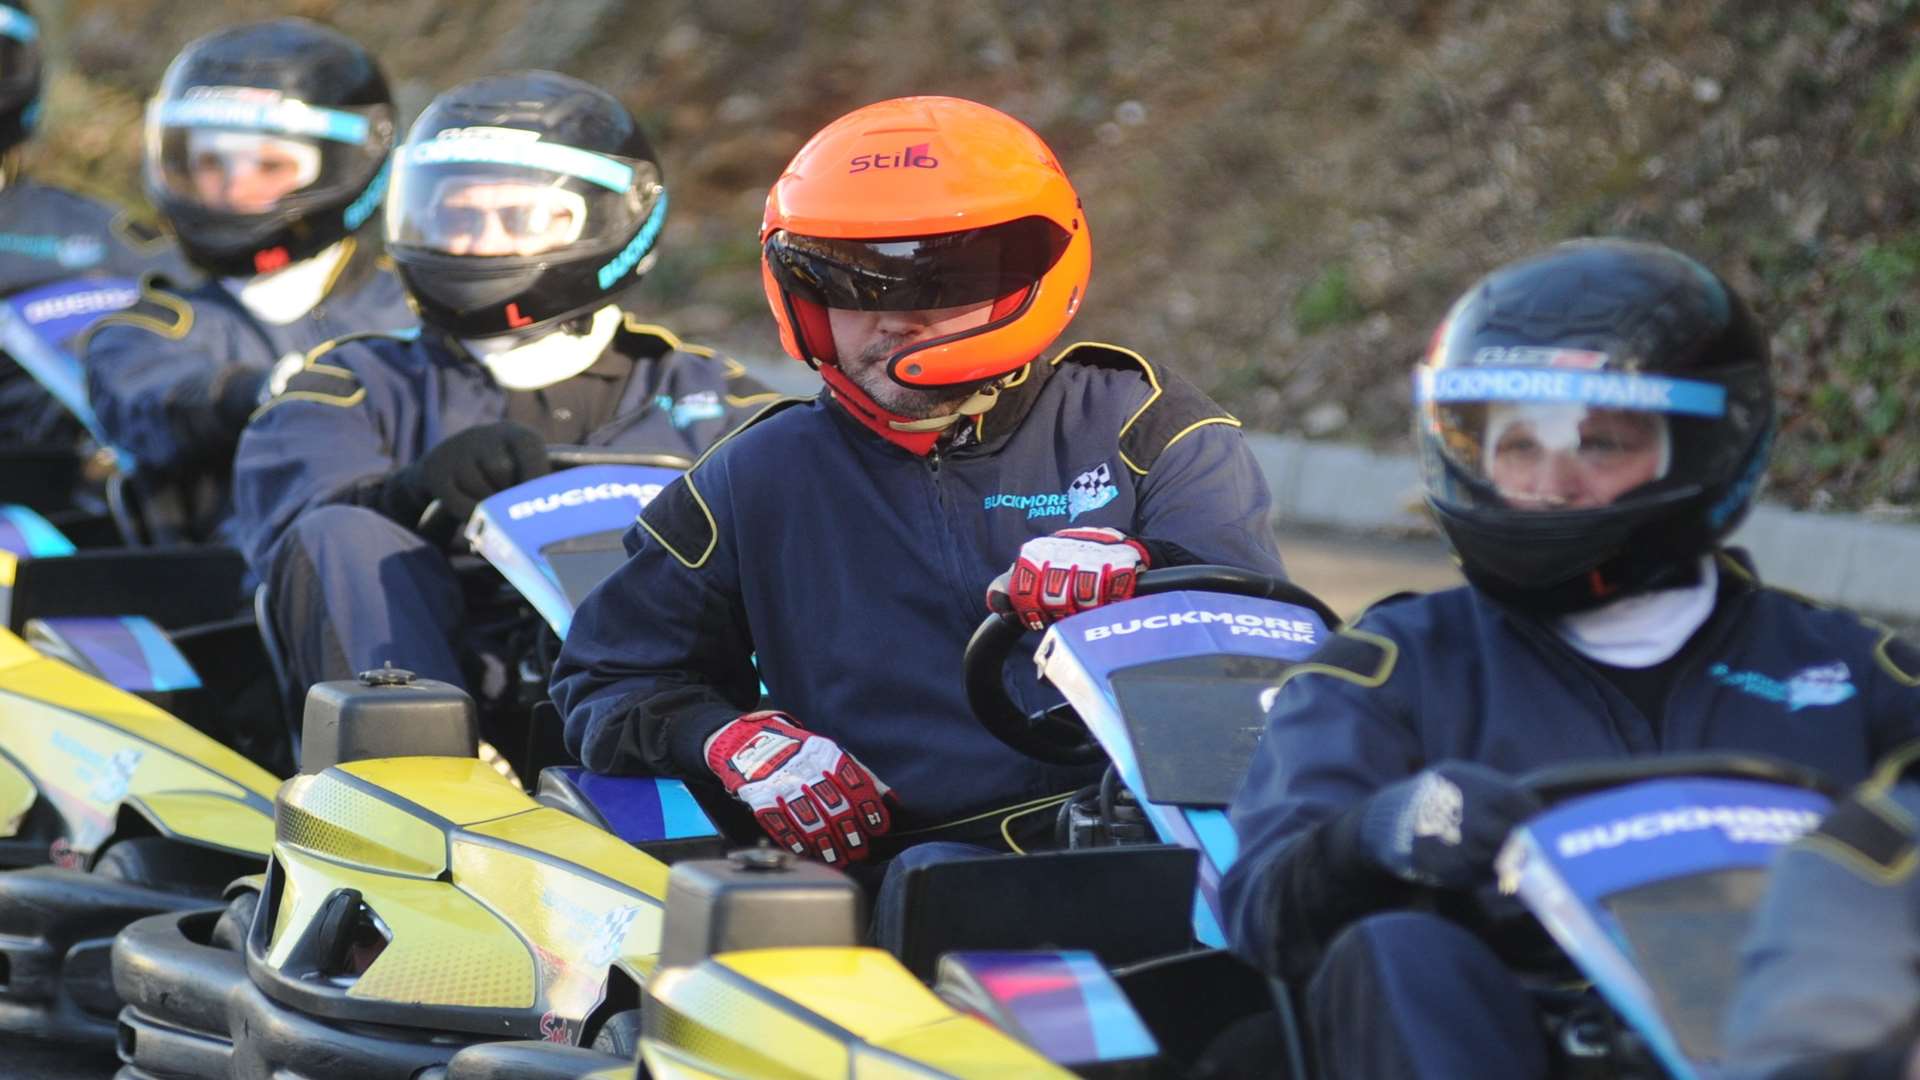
xmin=1709 ymin=660 xmax=1857 ymax=712
xmin=984 ymin=462 xmax=1120 ymax=522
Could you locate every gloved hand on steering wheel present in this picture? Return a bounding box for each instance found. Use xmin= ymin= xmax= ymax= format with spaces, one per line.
xmin=368 ymin=420 xmax=550 ymax=536
xmin=1355 ymin=761 xmax=1542 ymax=891
xmin=986 ymin=526 xmax=1150 ymax=631
xmin=704 ymin=710 xmax=893 ymax=865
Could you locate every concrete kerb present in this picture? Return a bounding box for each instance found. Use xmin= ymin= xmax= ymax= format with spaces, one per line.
xmin=735 ymin=359 xmax=1920 ymax=620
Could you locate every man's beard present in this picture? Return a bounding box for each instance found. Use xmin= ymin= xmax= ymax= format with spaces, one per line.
xmin=840 ymin=339 xmax=982 ymax=419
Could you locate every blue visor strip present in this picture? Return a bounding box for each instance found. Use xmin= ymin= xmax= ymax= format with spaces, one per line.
xmin=401 ymin=137 xmax=635 ymax=193
xmin=1415 ymin=367 xmax=1727 ymax=418
xmin=157 ymin=98 xmax=371 ymax=144
xmin=0 ymin=7 xmax=36 ymax=43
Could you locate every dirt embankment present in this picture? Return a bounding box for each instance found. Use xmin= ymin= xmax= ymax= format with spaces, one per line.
xmin=37 ymin=0 xmax=1920 ymax=513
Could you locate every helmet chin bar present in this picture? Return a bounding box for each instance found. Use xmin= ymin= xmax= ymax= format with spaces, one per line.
xmin=463 ymin=303 xmax=620 ymax=391
xmin=883 ymin=284 xmax=1040 ymax=388
xmin=1434 ymin=490 xmax=1712 ymax=616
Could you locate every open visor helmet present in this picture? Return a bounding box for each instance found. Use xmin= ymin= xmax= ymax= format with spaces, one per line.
xmin=386 ymin=70 xmax=666 ymax=340
xmin=0 ymin=2 xmax=41 ymax=156
xmin=1417 ymin=239 xmax=1775 ymax=613
xmin=761 ymin=95 xmax=1090 ymax=387
xmin=144 ymin=18 xmax=394 ymax=278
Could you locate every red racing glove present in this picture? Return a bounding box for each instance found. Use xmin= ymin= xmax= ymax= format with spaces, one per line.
xmin=986 ymin=527 xmax=1150 ymax=631
xmin=703 ymin=711 xmax=892 ymax=865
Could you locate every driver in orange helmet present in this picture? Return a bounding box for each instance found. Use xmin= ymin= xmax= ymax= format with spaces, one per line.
xmin=552 ymin=97 xmax=1285 ymax=894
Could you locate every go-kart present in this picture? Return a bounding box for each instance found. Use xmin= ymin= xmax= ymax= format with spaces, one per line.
xmin=0 ymin=291 xmax=312 ymax=1050
xmin=1497 ymin=753 xmax=1836 ymax=1080
xmin=118 ymin=544 xmax=1339 ymax=1078
xmin=110 ymin=454 xmax=736 ymax=1079
xmin=0 ymin=444 xmax=676 ymax=1057
xmin=434 ymin=565 xmax=1341 ymax=1080
xmin=0 ymin=501 xmax=285 ymax=1053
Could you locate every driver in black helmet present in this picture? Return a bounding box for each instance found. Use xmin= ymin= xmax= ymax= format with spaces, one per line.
xmin=1219 ymin=239 xmax=1920 ymax=1080
xmin=232 ymin=70 xmax=770 ymax=719
xmin=0 ymin=0 xmax=189 ymax=451
xmin=80 ymin=17 xmax=413 ymax=545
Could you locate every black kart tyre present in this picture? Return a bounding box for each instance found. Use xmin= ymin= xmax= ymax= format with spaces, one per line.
xmin=591 ymin=1008 xmax=643 ymax=1059
xmin=93 ymin=837 xmax=252 ymax=899
xmin=212 ymin=889 xmax=259 ymax=952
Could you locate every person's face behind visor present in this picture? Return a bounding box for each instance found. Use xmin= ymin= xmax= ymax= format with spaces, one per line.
xmin=187 ymin=130 xmax=317 ymax=215
xmin=1484 ymin=403 xmax=1670 ymax=511
xmin=430 ymin=179 xmax=586 ymax=258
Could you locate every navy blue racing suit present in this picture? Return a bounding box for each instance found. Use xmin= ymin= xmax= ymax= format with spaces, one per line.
xmin=1220 ymin=557 xmax=1920 ymax=1080
xmin=234 ymin=319 xmax=775 ymax=694
xmin=1721 ymin=743 xmax=1920 ymax=1080
xmin=0 ymin=179 xmax=188 ymax=446
xmin=551 ymin=343 xmax=1286 ymax=836
xmin=82 ymin=239 xmax=413 ymax=545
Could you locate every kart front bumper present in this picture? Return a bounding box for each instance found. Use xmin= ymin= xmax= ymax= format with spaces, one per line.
xmin=112 ymin=907 xmax=630 ymax=1080
xmin=0 ymin=866 xmax=204 ymax=1046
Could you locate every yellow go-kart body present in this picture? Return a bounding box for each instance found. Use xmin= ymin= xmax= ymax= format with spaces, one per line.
xmin=0 ymin=626 xmax=276 ymax=865
xmin=0 ymin=625 xmax=276 ymax=1045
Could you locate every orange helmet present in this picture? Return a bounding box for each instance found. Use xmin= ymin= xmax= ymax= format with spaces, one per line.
xmin=761 ymin=96 xmax=1091 ymax=387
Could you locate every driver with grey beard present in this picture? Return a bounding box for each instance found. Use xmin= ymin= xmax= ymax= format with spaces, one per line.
xmin=552 ymin=95 xmax=1285 ymax=941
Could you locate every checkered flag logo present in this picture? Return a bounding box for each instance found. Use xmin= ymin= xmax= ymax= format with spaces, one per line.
xmin=1067 ymin=463 xmax=1118 ymax=521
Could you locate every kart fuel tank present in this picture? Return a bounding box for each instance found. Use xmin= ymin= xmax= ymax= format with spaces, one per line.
xmin=659 ymin=848 xmax=861 ymax=967
xmin=300 ymin=666 xmax=478 ymax=773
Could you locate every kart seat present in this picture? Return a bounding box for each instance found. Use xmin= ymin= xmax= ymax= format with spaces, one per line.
xmin=889 ymin=845 xmax=1200 ymax=982
xmin=534 ymin=766 xmax=726 ymax=864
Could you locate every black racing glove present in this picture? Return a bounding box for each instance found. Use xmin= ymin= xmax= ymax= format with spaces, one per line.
xmin=369 ymin=420 xmax=549 ymax=534
xmin=1355 ymin=761 xmax=1542 ymax=891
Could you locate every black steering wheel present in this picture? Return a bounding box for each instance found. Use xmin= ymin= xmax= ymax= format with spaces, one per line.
xmin=1520 ymin=751 xmax=1839 ymax=807
xmin=543 ymin=445 xmax=693 ymax=470
xmin=964 ymin=565 xmax=1342 ymax=766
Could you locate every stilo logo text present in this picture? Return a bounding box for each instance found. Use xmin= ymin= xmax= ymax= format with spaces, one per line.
xmin=849 ymin=143 xmax=938 ymax=173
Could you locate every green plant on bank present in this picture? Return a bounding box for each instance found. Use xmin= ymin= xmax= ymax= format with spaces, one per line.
xmin=1858 ymin=52 xmax=1920 ymax=149
xmin=1772 ymin=236 xmax=1920 ymax=508
xmin=1294 ymin=262 xmax=1363 ymax=335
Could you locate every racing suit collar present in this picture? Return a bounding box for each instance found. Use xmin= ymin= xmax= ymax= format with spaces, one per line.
xmin=968 ymin=360 xmax=1050 ymax=452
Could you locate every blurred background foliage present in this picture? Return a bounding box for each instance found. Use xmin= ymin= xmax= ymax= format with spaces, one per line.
xmin=29 ymin=0 xmax=1920 ymax=513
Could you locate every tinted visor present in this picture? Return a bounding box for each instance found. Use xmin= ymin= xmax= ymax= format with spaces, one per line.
xmin=145 ymin=89 xmax=392 ymax=218
xmin=387 ymin=135 xmax=663 ymax=260
xmin=764 ymin=216 xmax=1071 ymax=311
xmin=1416 ymin=364 xmax=1765 ymax=513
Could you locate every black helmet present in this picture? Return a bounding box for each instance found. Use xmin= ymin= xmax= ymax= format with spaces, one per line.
xmin=1416 ymin=239 xmax=1775 ymax=613
xmin=384 ymin=70 xmax=666 ymax=339
xmin=144 ymin=18 xmax=395 ymax=277
xmin=0 ymin=2 xmax=39 ymax=156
